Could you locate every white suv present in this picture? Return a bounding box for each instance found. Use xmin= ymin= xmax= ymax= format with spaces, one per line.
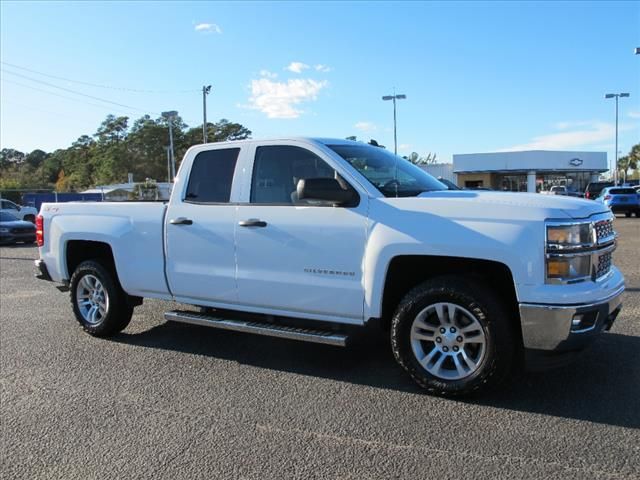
xmin=0 ymin=199 xmax=38 ymax=223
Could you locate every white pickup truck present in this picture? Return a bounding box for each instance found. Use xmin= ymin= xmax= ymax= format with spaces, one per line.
xmin=35 ymin=138 xmax=625 ymax=396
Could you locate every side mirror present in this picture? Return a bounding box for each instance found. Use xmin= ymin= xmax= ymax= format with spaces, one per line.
xmin=296 ymin=178 xmax=357 ymax=206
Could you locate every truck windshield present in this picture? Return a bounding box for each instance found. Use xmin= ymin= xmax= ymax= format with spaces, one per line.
xmin=328 ymin=144 xmax=446 ymax=197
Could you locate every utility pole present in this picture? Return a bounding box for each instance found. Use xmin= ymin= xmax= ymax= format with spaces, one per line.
xmin=162 ymin=111 xmax=178 ymax=181
xmin=202 ymin=85 xmax=212 ymax=143
xmin=382 ymin=92 xmax=407 ymax=155
xmin=165 ymin=146 xmax=171 ymax=183
xmin=604 ymin=93 xmax=630 ymax=184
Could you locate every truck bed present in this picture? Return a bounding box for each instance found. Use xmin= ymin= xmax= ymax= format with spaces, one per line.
xmin=39 ymin=201 xmax=171 ymax=298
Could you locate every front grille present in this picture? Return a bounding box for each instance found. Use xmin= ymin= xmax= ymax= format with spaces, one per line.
xmin=595 ymin=219 xmax=614 ymax=242
xmin=596 ymin=251 xmax=612 ymax=279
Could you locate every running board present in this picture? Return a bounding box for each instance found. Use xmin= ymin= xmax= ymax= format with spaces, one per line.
xmin=164 ymin=310 xmax=348 ymax=347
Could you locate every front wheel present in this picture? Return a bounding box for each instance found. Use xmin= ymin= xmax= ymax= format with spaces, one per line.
xmin=390 ymin=276 xmax=516 ymax=397
xmin=70 ymin=260 xmax=133 ymax=336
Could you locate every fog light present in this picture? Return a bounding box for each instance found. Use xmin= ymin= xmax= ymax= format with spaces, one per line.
xmin=570 ymin=311 xmax=598 ymax=331
xmin=572 ymin=314 xmax=584 ymax=328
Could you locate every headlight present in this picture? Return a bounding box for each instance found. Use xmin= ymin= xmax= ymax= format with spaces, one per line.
xmin=545 ymin=221 xmax=595 ymax=284
xmin=546 ymin=223 xmax=593 ymax=248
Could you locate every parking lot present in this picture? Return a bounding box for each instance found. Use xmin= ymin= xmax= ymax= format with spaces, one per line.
xmin=1 ymin=218 xmax=638 ymax=479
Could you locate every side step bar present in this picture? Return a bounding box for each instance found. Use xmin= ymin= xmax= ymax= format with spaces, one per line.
xmin=164 ymin=310 xmax=348 ymax=347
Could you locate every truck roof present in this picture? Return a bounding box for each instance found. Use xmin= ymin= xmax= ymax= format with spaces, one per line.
xmin=198 ymin=137 xmax=359 ymax=147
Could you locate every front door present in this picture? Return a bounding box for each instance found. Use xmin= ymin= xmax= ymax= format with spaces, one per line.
xmin=235 ymin=144 xmax=368 ymax=322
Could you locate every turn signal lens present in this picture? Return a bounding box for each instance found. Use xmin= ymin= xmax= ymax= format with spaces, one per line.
xmin=546 ymin=255 xmax=591 ymax=280
xmin=547 ymin=259 xmax=570 ymax=277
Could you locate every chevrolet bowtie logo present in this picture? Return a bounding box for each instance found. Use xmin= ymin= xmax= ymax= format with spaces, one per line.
xmin=569 ymin=158 xmax=583 ymax=167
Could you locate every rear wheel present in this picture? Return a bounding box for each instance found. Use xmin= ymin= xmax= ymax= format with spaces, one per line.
xmin=391 ymin=276 xmax=516 ymax=397
xmin=70 ymin=260 xmax=133 ymax=336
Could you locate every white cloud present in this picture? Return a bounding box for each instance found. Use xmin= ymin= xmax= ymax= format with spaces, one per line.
xmin=286 ymin=62 xmax=310 ymax=74
xmin=247 ymin=78 xmax=328 ymax=119
xmin=498 ymin=121 xmax=635 ymax=151
xmin=354 ymin=121 xmax=377 ymax=133
xmin=315 ymin=64 xmax=332 ymax=73
xmin=259 ymin=70 xmax=278 ymax=79
xmin=399 ymin=144 xmax=412 ymax=151
xmin=629 ymin=111 xmax=640 ymax=119
xmin=194 ymin=23 xmax=222 ymax=34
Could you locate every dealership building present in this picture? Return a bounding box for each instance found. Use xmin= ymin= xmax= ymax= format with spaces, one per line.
xmin=451 ymin=150 xmax=608 ymax=193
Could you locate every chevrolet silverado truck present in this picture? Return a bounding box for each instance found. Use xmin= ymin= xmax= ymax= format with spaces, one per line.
xmin=34 ymin=138 xmax=625 ymax=396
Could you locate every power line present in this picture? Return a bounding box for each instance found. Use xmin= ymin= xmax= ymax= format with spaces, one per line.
xmin=1 ymin=69 xmax=160 ymax=115
xmin=0 ymin=61 xmax=199 ymax=94
xmin=1 ymin=77 xmax=156 ymax=118
xmin=2 ymin=77 xmax=201 ymax=127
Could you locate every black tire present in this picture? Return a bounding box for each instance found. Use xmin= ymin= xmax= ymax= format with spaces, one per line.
xmin=390 ymin=275 xmax=516 ymax=397
xmin=69 ymin=260 xmax=133 ymax=337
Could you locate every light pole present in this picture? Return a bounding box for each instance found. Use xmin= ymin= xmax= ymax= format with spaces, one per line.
xmin=202 ymin=85 xmax=212 ymax=143
xmin=382 ymin=92 xmax=406 ymax=155
xmin=162 ymin=110 xmax=178 ymax=181
xmin=604 ymin=93 xmax=630 ymax=184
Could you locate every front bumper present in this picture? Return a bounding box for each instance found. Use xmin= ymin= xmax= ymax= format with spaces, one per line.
xmin=519 ymin=285 xmax=624 ymax=369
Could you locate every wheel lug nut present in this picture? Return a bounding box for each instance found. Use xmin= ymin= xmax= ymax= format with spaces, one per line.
xmin=440 ymin=328 xmax=446 ymax=334
xmin=443 ymin=346 xmax=449 ymax=352
xmin=450 ymin=327 xmax=456 ymax=333
xmin=457 ymin=336 xmax=463 ymax=342
xmin=436 ymin=337 xmax=442 ymax=343
xmin=453 ymin=346 xmax=459 ymax=352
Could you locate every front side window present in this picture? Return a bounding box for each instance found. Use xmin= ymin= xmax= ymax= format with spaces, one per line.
xmin=1 ymin=200 xmax=18 ymax=210
xmin=328 ymin=144 xmax=445 ymax=197
xmin=185 ymin=148 xmax=240 ymax=203
xmin=251 ymin=146 xmax=338 ymax=204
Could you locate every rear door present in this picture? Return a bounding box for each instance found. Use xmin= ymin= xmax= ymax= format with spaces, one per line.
xmin=165 ymin=146 xmax=242 ymax=305
xmin=234 ymin=142 xmax=369 ymax=323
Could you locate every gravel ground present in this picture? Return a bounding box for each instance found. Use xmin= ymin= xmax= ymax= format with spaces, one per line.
xmin=1 ymin=217 xmax=638 ymax=479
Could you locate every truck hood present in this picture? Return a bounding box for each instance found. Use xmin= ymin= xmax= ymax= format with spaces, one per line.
xmin=385 ymin=190 xmax=609 ymax=220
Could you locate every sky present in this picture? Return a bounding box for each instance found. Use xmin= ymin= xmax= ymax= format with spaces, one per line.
xmin=1 ymin=1 xmax=639 ymax=165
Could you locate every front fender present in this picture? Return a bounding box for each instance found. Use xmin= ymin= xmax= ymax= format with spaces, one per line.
xmin=363 ymin=200 xmax=541 ymax=319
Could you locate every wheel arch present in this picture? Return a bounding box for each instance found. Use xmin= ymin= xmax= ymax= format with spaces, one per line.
xmin=378 ymin=255 xmax=521 ymax=343
xmin=65 ymin=240 xmax=121 ymax=285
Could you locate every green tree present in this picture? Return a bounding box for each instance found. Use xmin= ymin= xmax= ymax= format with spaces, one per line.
xmin=24 ymin=149 xmax=49 ymax=169
xmin=618 ymin=143 xmax=639 ymax=182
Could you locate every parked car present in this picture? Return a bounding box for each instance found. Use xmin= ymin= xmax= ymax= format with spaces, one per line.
xmin=548 ymin=186 xmax=583 ymax=198
xmin=597 ymin=187 xmax=640 ymax=217
xmin=584 ymin=181 xmax=614 ymax=200
xmin=0 ymin=199 xmax=38 ymax=222
xmin=0 ymin=212 xmax=37 ymax=245
xmin=35 ymin=138 xmax=624 ymax=397
xmin=436 ymin=177 xmax=461 ymax=190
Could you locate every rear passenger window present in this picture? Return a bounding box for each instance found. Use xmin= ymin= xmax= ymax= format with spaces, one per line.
xmin=251 ymin=146 xmax=336 ymax=204
xmin=185 ymin=148 xmax=240 ymax=203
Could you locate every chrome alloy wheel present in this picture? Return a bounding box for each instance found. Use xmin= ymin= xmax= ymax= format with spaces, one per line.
xmin=410 ymin=302 xmax=487 ymax=380
xmin=76 ymin=274 xmax=109 ymax=325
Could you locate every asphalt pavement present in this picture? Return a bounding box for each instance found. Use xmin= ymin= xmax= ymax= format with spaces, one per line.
xmin=1 ymin=218 xmax=639 ymax=479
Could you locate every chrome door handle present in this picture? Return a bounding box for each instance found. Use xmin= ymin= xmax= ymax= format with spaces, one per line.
xmin=170 ymin=217 xmax=193 ymax=225
xmin=238 ymin=219 xmax=267 ymax=228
